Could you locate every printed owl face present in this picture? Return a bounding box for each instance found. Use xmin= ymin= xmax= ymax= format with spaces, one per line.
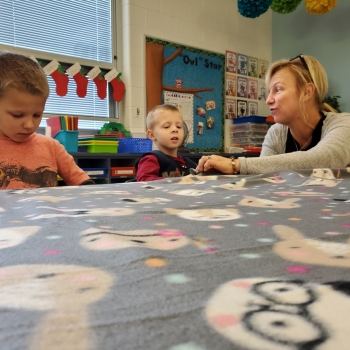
xmin=0 ymin=264 xmax=112 ymax=310
xmin=206 ymin=277 xmax=350 ymax=350
xmin=0 ymin=264 xmax=113 ymax=350
xmin=29 ymin=207 xmax=135 ymax=220
xmin=239 ymin=196 xmax=300 ymax=209
xmin=169 ymin=189 xmax=215 ymax=196
xmin=0 ymin=226 xmax=41 ymax=249
xmin=121 ymin=197 xmax=171 ymax=204
xmin=311 ymin=168 xmax=338 ymax=180
xmin=273 ymin=225 xmax=350 ymax=268
xmin=80 ymin=228 xmax=190 ymax=251
xmin=275 ymin=191 xmax=330 ymax=197
xmin=217 ymin=179 xmax=246 ymax=191
xmin=18 ymin=196 xmax=74 ymax=203
xmin=165 ymin=208 xmax=241 ymax=221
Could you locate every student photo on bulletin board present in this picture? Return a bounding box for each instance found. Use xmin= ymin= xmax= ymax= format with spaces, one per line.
xmin=206 ymin=117 xmax=214 ymax=129
xmin=197 ymin=121 xmax=204 ymax=135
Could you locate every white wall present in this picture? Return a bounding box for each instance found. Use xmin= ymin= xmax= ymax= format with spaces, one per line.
xmin=272 ymin=0 xmax=350 ymax=113
xmin=119 ymin=0 xmax=272 ymax=140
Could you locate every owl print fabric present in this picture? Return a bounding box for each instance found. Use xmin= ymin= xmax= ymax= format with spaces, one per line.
xmin=1 ymin=168 xmax=350 ymax=350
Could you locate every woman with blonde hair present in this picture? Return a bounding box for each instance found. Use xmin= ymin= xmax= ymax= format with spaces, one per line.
xmin=196 ymin=54 xmax=350 ymax=175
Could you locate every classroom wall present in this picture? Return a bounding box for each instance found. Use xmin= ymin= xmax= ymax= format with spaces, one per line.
xmin=272 ymin=0 xmax=350 ymax=113
xmin=119 ymin=0 xmax=272 ymax=141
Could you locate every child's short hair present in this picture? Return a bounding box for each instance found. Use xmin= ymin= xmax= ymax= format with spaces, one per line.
xmin=0 ymin=51 xmax=49 ymax=99
xmin=146 ymin=104 xmax=181 ymax=129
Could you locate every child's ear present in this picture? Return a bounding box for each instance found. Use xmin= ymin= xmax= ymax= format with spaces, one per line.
xmin=146 ymin=129 xmax=156 ymax=141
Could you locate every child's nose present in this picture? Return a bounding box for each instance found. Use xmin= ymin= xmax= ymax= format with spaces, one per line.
xmin=23 ymin=117 xmax=35 ymax=129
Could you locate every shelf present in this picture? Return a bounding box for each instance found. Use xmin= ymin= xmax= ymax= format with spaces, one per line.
xmin=67 ymin=152 xmax=260 ymax=184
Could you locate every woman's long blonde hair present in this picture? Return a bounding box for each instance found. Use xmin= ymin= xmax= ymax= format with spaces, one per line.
xmin=265 ymin=55 xmax=336 ymax=114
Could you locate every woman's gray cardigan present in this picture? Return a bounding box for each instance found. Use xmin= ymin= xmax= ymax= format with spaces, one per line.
xmin=238 ymin=112 xmax=350 ymax=175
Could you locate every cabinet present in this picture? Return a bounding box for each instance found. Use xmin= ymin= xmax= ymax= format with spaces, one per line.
xmin=66 ymin=152 xmax=259 ymax=184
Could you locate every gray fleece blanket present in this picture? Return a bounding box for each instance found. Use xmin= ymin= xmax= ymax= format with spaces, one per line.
xmin=1 ymin=168 xmax=350 ymax=350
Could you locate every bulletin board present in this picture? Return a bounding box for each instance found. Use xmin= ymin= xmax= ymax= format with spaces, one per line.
xmin=146 ymin=37 xmax=225 ymax=152
xmin=224 ymin=50 xmax=269 ymax=120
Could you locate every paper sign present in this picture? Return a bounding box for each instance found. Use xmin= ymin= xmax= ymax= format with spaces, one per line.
xmin=43 ymin=59 xmax=59 ymax=75
xmin=66 ymin=63 xmax=81 ymax=77
xmin=87 ymin=66 xmax=101 ymax=80
xmin=104 ymin=68 xmax=119 ymax=82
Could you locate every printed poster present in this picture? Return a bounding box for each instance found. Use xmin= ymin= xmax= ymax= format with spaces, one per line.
xmin=225 ymin=98 xmax=236 ymax=119
xmin=164 ymin=91 xmax=194 ymax=143
xmin=248 ymin=101 xmax=258 ymax=116
xmin=225 ymin=51 xmax=237 ymax=73
xmin=237 ymin=100 xmax=247 ymax=118
xmin=237 ymin=77 xmax=248 ymax=98
xmin=258 ymin=80 xmax=267 ymax=101
xmin=259 ymin=59 xmax=268 ymax=79
xmin=248 ymin=56 xmax=258 ymax=78
xmin=248 ymin=79 xmax=258 ymax=100
xmin=225 ymin=74 xmax=236 ymax=97
xmin=237 ymin=53 xmax=248 ymax=75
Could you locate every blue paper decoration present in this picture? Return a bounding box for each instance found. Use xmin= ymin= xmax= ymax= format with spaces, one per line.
xmin=238 ymin=0 xmax=273 ymax=18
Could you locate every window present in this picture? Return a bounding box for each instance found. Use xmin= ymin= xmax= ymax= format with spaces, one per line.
xmin=0 ymin=0 xmax=117 ymax=130
xmin=45 ymin=77 xmax=112 ymax=130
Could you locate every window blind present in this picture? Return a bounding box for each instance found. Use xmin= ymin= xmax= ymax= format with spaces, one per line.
xmin=0 ymin=0 xmax=112 ymax=63
xmin=0 ymin=0 xmax=115 ymax=130
xmin=41 ymin=76 xmax=111 ymax=130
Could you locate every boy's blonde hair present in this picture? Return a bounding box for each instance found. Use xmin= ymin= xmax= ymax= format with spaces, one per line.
xmin=146 ymin=104 xmax=182 ymax=129
xmin=266 ymin=55 xmax=336 ymax=116
xmin=0 ymin=51 xmax=49 ymax=99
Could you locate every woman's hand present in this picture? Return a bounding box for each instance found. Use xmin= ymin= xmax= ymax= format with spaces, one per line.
xmin=196 ymin=155 xmax=240 ymax=174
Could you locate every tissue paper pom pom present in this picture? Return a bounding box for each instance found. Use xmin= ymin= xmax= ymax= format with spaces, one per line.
xmin=270 ymin=0 xmax=302 ymax=14
xmin=305 ymin=0 xmax=337 ymax=15
xmin=238 ymin=0 xmax=273 ymax=18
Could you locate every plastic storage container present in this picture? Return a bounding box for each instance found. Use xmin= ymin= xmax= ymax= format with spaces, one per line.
xmin=243 ymin=146 xmax=262 ymax=153
xmin=233 ymin=136 xmax=266 ymax=144
xmin=233 ymin=142 xmax=263 ymax=148
xmin=86 ymin=144 xmax=118 ymax=153
xmin=232 ymin=130 xmax=267 ymax=138
xmin=78 ymin=140 xmax=119 ymax=153
xmin=54 ymin=130 xmax=78 ymax=152
xmin=233 ymin=116 xmax=266 ymax=124
xmin=231 ymin=123 xmax=269 ymax=132
xmin=118 ymin=138 xmax=152 ymax=153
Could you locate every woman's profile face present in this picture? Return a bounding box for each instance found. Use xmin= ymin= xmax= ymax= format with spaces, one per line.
xmin=266 ymin=67 xmax=302 ymax=125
